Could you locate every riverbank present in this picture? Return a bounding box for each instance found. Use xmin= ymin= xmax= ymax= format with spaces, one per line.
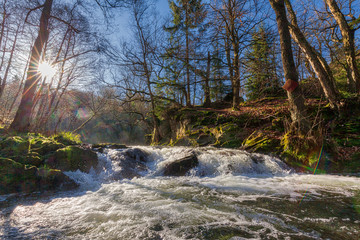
xmin=157 ymin=97 xmax=360 ymax=174
xmin=0 ymin=132 xmax=98 ymax=195
xmin=1 ymin=96 xmax=359 ymax=195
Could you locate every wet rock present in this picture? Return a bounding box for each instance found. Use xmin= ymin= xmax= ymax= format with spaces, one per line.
xmin=250 ymin=155 xmax=265 ymax=164
xmin=46 ymin=146 xmax=98 ymax=173
xmin=163 ymin=153 xmax=199 ymax=176
xmin=37 ymin=168 xmax=78 ymax=191
xmin=109 ymin=148 xmax=150 ymax=179
xmin=124 ymin=148 xmax=149 ymax=162
xmin=92 ymin=143 xmax=127 ymax=153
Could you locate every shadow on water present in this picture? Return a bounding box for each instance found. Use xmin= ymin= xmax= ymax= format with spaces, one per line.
xmin=0 ymin=185 xmax=102 ymax=239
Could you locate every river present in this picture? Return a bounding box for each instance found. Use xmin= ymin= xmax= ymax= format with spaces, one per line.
xmin=1 ymin=147 xmax=359 ymax=239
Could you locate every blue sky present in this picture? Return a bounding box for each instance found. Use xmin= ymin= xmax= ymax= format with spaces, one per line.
xmin=109 ymin=0 xmax=170 ymax=42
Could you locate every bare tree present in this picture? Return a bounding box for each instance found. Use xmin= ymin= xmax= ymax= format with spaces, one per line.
xmin=119 ymin=0 xmax=162 ymax=143
xmin=269 ymin=0 xmax=309 ymax=133
xmin=210 ymin=0 xmax=264 ymax=109
xmin=284 ymin=0 xmax=341 ymax=109
xmin=324 ymin=0 xmax=360 ymax=93
xmin=9 ymin=0 xmax=53 ymax=132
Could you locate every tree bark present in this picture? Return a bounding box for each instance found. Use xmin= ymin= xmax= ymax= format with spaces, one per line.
xmin=284 ymin=0 xmax=340 ymax=109
xmin=0 ymin=24 xmax=20 ymax=99
xmin=185 ymin=0 xmax=191 ymax=106
xmin=325 ymin=0 xmax=360 ymax=93
xmin=203 ymin=52 xmax=212 ymax=107
xmin=269 ymin=0 xmax=309 ymax=133
xmin=9 ymin=0 xmax=53 ymax=132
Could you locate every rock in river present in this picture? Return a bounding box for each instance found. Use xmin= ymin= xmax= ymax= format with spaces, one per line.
xmin=163 ymin=153 xmax=199 ymax=176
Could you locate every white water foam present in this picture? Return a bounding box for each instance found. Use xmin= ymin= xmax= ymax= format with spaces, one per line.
xmin=1 ymin=147 xmax=359 ymax=239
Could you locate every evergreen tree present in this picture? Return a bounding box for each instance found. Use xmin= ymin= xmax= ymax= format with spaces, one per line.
xmin=245 ymin=25 xmax=281 ymax=100
xmin=165 ymin=0 xmax=206 ymax=106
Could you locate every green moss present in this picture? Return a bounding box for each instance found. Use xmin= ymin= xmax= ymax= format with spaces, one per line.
xmin=242 ymin=131 xmax=280 ymax=153
xmin=15 ymin=152 xmax=43 ymax=167
xmin=0 ymin=157 xmax=38 ymax=194
xmin=0 ymin=132 xmax=83 ymax=194
xmin=51 ymin=131 xmax=82 ymax=145
xmin=0 ymin=136 xmax=29 ymax=157
xmin=280 ymin=131 xmax=323 ymax=169
xmin=47 ymin=146 xmax=98 ymax=173
xmin=30 ymin=137 xmax=65 ymax=155
xmin=270 ymin=118 xmax=284 ymax=132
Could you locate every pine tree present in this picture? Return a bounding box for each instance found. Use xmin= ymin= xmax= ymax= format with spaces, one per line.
xmin=245 ymin=25 xmax=281 ymax=100
xmin=165 ymin=0 xmax=206 ymax=106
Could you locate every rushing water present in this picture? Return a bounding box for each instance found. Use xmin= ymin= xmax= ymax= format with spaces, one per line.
xmin=1 ymin=147 xmax=359 ymax=240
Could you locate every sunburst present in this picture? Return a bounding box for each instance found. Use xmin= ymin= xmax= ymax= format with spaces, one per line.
xmin=38 ymin=61 xmax=56 ymax=79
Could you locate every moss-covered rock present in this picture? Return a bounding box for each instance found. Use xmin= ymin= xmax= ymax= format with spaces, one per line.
xmin=242 ymin=131 xmax=280 ymax=153
xmin=0 ymin=157 xmax=27 ymax=193
xmin=280 ymin=131 xmax=323 ymax=168
xmin=15 ymin=152 xmax=43 ymax=167
xmin=30 ymin=138 xmax=65 ymax=155
xmin=46 ymin=146 xmax=98 ymax=173
xmin=37 ymin=168 xmax=78 ymax=191
xmin=0 ymin=133 xmax=85 ymax=194
xmin=0 ymin=136 xmax=29 ymax=157
xmin=0 ymin=157 xmax=78 ymax=194
xmin=51 ymin=131 xmax=82 ymax=146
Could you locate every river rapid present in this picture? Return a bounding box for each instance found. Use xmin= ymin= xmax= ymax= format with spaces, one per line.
xmin=1 ymin=147 xmax=359 ymax=239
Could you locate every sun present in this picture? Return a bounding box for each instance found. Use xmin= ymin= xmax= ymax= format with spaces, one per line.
xmin=38 ymin=61 xmax=56 ymax=79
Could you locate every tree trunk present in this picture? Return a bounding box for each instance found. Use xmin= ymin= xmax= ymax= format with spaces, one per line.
xmin=232 ymin=40 xmax=241 ymax=109
xmin=269 ymin=0 xmax=309 ymax=133
xmin=325 ymin=0 xmax=360 ymax=93
xmin=9 ymin=0 xmax=53 ymax=132
xmin=203 ymin=52 xmax=212 ymax=107
xmin=0 ymin=24 xmax=20 ymax=99
xmin=185 ymin=1 xmax=191 ymax=106
xmin=284 ymin=0 xmax=340 ymax=109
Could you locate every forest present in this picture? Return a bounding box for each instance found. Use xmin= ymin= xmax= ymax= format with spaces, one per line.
xmin=0 ymin=0 xmax=359 ymax=169
xmin=1 ymin=1 xmax=360 ymax=239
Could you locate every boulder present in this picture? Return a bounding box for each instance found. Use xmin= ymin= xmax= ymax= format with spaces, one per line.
xmin=0 ymin=136 xmax=29 ymax=157
xmin=30 ymin=138 xmax=65 ymax=155
xmin=15 ymin=152 xmax=43 ymax=167
xmin=46 ymin=146 xmax=98 ymax=173
xmin=37 ymin=168 xmax=78 ymax=191
xmin=124 ymin=148 xmax=149 ymax=162
xmin=108 ymin=148 xmax=150 ymax=179
xmin=0 ymin=158 xmax=78 ymax=194
xmin=163 ymin=153 xmax=199 ymax=176
xmin=0 ymin=157 xmax=29 ymax=194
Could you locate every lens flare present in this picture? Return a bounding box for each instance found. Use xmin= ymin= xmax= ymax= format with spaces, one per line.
xmin=38 ymin=61 xmax=56 ymax=79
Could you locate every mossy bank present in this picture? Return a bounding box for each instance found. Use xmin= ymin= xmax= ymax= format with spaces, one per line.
xmin=0 ymin=132 xmax=98 ymax=195
xmin=157 ymin=97 xmax=360 ymax=174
